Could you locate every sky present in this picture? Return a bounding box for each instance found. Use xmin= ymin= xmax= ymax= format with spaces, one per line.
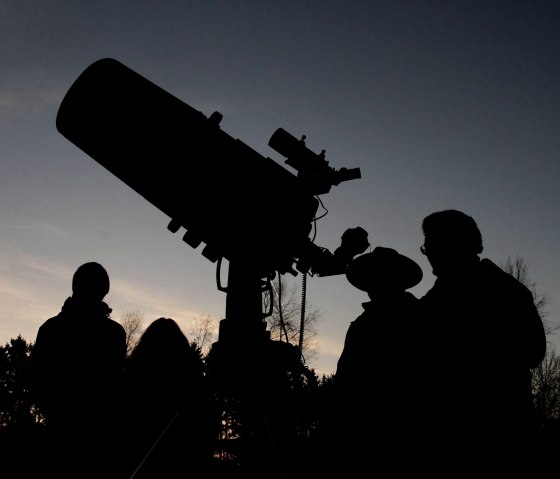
xmin=1 ymin=1 xmax=559 ymax=376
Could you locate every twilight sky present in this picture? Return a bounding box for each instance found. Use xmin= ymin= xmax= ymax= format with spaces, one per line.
xmin=1 ymin=1 xmax=559 ymax=376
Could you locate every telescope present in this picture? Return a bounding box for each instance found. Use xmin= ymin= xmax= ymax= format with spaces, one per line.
xmin=56 ymin=58 xmax=365 ymax=281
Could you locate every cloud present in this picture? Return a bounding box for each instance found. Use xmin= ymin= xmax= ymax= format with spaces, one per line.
xmin=0 ymin=71 xmax=64 ymax=123
xmin=0 ymin=255 xmax=69 ymax=344
xmin=1 ymin=218 xmax=69 ymax=239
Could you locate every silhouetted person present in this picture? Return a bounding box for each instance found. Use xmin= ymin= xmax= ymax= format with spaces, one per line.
xmin=326 ymin=247 xmax=423 ymax=475
xmin=123 ymin=317 xmax=213 ymax=478
xmin=30 ymin=261 xmax=127 ymax=478
xmin=418 ymin=209 xmax=546 ymax=473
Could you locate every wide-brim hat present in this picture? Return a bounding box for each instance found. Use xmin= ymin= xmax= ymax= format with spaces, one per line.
xmin=346 ymin=246 xmax=423 ymax=292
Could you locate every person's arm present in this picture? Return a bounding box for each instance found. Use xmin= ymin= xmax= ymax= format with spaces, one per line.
xmin=335 ymin=319 xmax=361 ymax=387
xmin=521 ymin=287 xmax=547 ymax=368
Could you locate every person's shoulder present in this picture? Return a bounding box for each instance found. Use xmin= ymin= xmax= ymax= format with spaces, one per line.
xmin=354 ymin=302 xmax=376 ymax=321
xmin=105 ymin=317 xmax=126 ymax=335
xmin=419 ymin=280 xmax=441 ymax=301
xmin=348 ymin=302 xmax=382 ymax=330
xmin=479 ymin=258 xmax=504 ymax=274
xmin=38 ymin=314 xmax=58 ymax=326
xmin=480 ymin=258 xmax=520 ymax=284
xmin=37 ymin=313 xmax=65 ymax=333
xmin=480 ymin=258 xmax=533 ymax=296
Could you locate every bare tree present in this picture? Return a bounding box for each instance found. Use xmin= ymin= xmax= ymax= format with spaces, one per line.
xmin=188 ymin=314 xmax=218 ymax=357
xmin=501 ymin=255 xmax=560 ymax=438
xmin=120 ymin=310 xmax=144 ymax=356
xmin=501 ymin=255 xmax=559 ymax=338
xmin=532 ymin=348 xmax=560 ymax=422
xmin=262 ymin=274 xmax=321 ymax=366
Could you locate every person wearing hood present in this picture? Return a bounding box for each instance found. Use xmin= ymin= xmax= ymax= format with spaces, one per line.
xmin=30 ymin=262 xmax=127 ymax=478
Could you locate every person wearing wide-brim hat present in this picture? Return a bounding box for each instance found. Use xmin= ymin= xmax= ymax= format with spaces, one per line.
xmin=327 ymin=247 xmax=424 ymax=475
xmin=345 ymin=246 xmax=423 ymax=297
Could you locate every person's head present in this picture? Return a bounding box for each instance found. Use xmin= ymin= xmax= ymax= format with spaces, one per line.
xmin=421 ymin=209 xmax=483 ymax=278
xmin=131 ymin=317 xmax=201 ymax=370
xmin=72 ymin=262 xmax=110 ymax=302
xmin=137 ymin=317 xmax=191 ymax=351
xmin=346 ymin=246 xmax=423 ymax=298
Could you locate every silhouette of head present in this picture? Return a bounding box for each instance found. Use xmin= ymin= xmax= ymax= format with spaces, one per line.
xmin=72 ymin=262 xmax=110 ymax=302
xmin=136 ymin=317 xmax=191 ymax=352
xmin=346 ymin=247 xmax=423 ymax=297
xmin=421 ymin=209 xmax=483 ymax=278
xmin=130 ymin=317 xmax=200 ymax=371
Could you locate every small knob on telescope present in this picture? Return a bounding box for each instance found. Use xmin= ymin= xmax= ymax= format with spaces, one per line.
xmin=167 ymin=219 xmax=182 ymax=233
xmin=182 ymin=230 xmax=202 ymax=249
xmin=208 ymin=111 xmax=223 ymax=126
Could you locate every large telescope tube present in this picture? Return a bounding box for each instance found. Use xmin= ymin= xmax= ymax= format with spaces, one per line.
xmin=56 ymin=58 xmax=318 ymax=277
